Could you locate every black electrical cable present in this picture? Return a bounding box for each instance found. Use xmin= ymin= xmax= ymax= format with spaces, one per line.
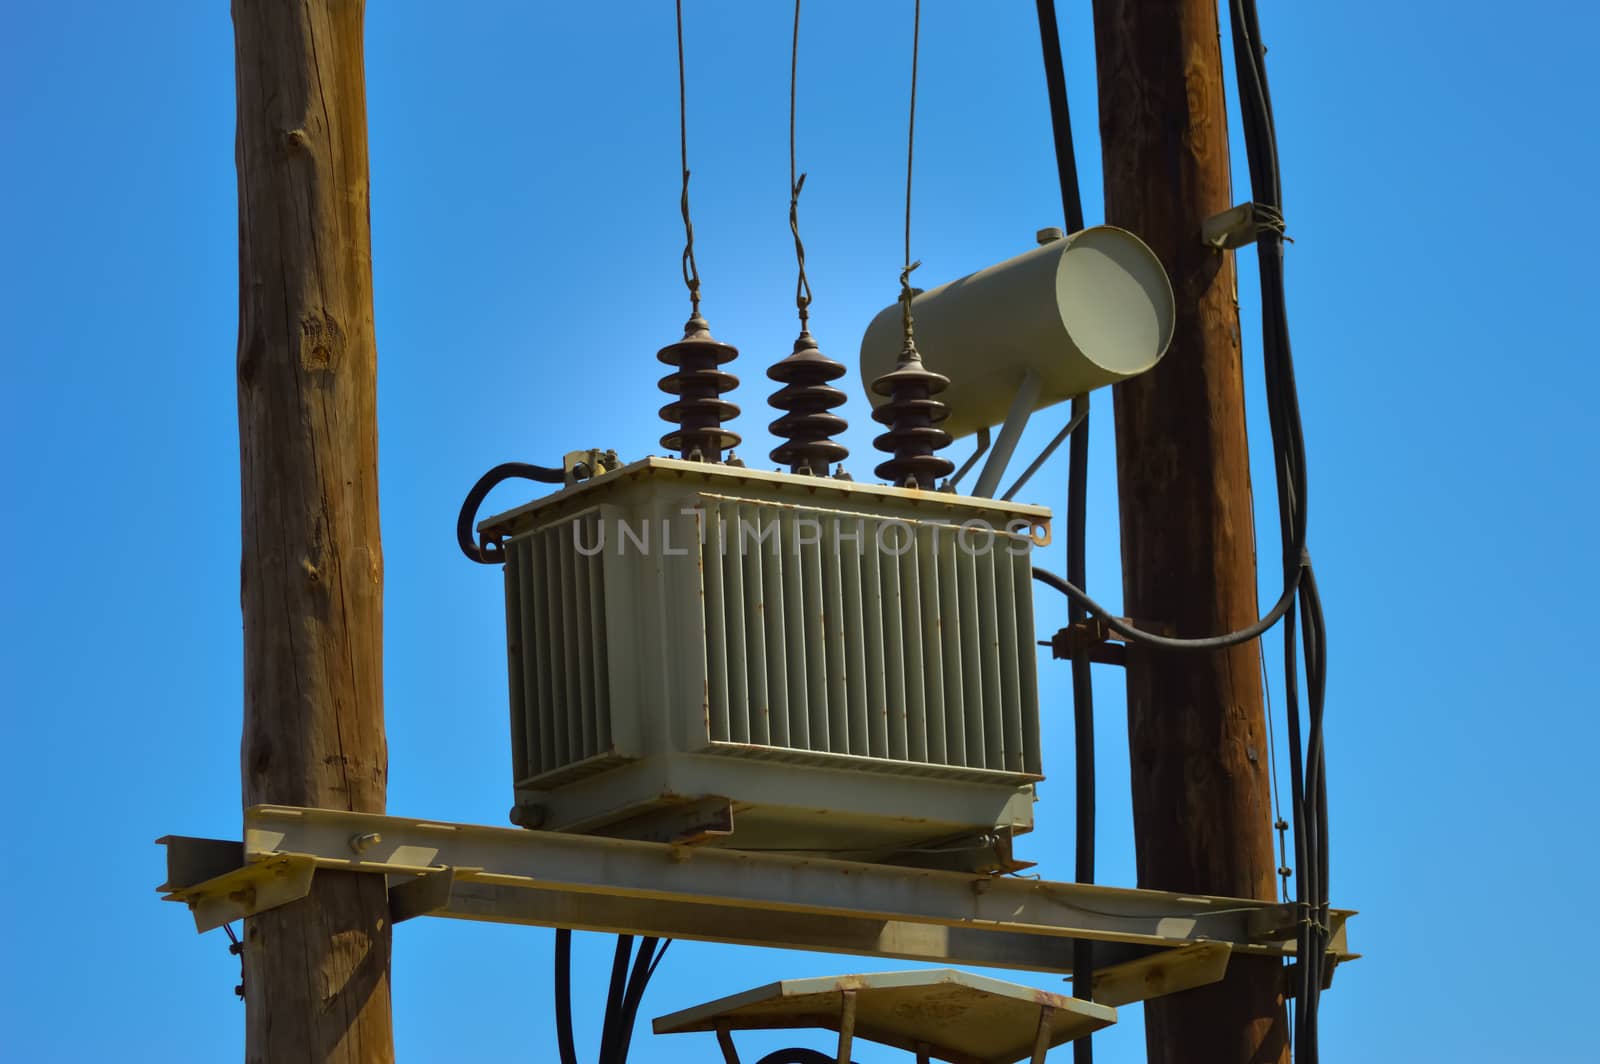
xmin=1281 ymin=595 xmax=1312 ymax=1040
xmin=597 ymin=934 xmax=635 ymax=1064
xmin=1034 ymin=9 xmax=1093 ymax=1057
xmin=455 ymin=461 xmax=565 ymax=564
xmin=1300 ymin=565 xmax=1330 ymax=1054
xmin=1064 ymin=399 xmax=1097 ymax=1052
xmin=1034 ymin=0 xmax=1085 ymax=235
xmin=586 ymin=935 xmax=672 ymax=1064
xmin=554 ymin=929 xmax=579 ymax=1064
xmin=754 ymin=1050 xmax=842 ymax=1064
xmin=1032 ymin=564 xmax=1302 ymax=651
xmin=645 ymin=938 xmax=672 ymax=984
xmin=607 ymin=936 xmax=661 ymax=1064
xmin=550 ymin=930 xmax=671 ymax=1064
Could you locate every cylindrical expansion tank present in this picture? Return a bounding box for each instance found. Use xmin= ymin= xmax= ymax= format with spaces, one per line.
xmin=859 ymin=226 xmax=1175 ymax=440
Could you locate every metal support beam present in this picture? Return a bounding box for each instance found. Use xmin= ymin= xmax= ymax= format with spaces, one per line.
xmin=715 ymin=1023 xmax=740 ymax=1064
xmin=974 ymin=370 xmax=1042 ymax=497
xmin=1003 ymin=399 xmax=1088 ymax=502
xmin=1031 ymin=1005 xmax=1056 ymax=1064
xmin=836 ymin=990 xmax=857 ymax=1064
xmin=949 ymin=427 xmax=992 ymax=491
xmin=158 ymin=806 xmax=1354 ymax=998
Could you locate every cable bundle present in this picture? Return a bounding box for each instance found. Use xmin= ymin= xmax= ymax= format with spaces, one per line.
xmin=1030 ymin=1 xmax=1330 ymax=1058
xmin=1227 ymin=1 xmax=1330 ymax=1055
xmin=556 ymin=929 xmax=670 ymax=1064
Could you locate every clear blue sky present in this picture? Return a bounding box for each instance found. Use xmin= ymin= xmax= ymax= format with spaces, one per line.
xmin=2 ymin=1 xmax=1596 ymax=1060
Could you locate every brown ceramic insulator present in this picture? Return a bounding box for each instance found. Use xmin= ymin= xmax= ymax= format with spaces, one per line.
xmin=767 ymin=331 xmax=849 ymax=475
xmin=869 ymin=344 xmax=954 ymax=489
xmin=658 ymin=312 xmax=741 ymax=461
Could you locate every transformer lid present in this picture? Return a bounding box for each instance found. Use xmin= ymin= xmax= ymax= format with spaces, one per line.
xmin=478 ymin=456 xmax=1052 ymax=542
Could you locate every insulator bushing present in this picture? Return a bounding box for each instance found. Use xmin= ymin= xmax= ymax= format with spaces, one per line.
xmin=767 ymin=331 xmax=848 ymax=475
xmin=869 ymin=344 xmax=954 ymax=489
xmin=658 ymin=312 xmax=741 ymax=462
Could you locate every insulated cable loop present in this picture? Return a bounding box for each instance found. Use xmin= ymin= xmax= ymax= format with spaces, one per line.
xmin=1032 ymin=562 xmax=1305 ymax=651
xmin=455 ymin=461 xmax=565 ymax=564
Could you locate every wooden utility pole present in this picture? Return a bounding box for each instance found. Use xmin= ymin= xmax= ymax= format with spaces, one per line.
xmin=233 ymin=2 xmax=393 ymax=1061
xmin=1091 ymin=1 xmax=1289 ymax=1061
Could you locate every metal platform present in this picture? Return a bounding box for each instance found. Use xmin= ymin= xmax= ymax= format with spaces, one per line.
xmin=158 ymin=805 xmax=1353 ymax=1009
xmin=654 ymin=968 xmax=1117 ymax=1064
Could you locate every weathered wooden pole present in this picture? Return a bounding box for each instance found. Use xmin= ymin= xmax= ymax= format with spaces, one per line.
xmin=1091 ymin=1 xmax=1290 ymax=1061
xmin=233 ymin=1 xmax=393 ymax=1060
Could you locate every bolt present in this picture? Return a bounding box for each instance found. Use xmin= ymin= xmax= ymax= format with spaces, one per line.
xmin=349 ymin=832 xmax=382 ymax=854
xmin=1036 ymin=226 xmax=1065 ymax=245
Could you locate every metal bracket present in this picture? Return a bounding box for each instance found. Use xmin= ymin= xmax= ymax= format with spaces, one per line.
xmin=1047 ymin=618 xmax=1133 ymax=667
xmin=157 ymin=836 xmax=315 ymax=933
xmin=389 ymin=868 xmax=468 ymax=924
xmin=1283 ymin=955 xmax=1343 ymax=997
xmin=1201 ymin=202 xmax=1288 ymax=250
xmin=562 ymin=447 xmax=620 ymax=485
xmin=877 ymin=828 xmax=1034 ymax=877
xmin=590 ymin=797 xmax=735 ymax=846
xmin=1089 ymin=941 xmax=1233 ymax=1007
xmin=1246 ymin=902 xmax=1302 ymax=941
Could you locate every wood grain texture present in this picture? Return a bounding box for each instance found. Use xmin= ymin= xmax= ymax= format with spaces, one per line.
xmin=233 ymin=0 xmax=392 ymax=1059
xmin=1091 ymin=0 xmax=1289 ymax=1060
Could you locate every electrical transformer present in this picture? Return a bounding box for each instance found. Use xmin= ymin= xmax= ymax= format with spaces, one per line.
xmin=480 ymin=457 xmax=1050 ymax=868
